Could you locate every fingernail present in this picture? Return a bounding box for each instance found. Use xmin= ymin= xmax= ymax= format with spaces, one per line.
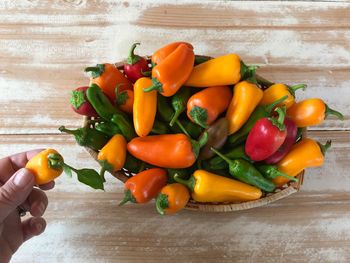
xmin=13 ymin=169 xmax=33 ymax=188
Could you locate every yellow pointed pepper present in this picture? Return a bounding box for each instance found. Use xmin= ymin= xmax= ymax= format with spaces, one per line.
xmin=273 ymin=138 xmax=331 ymax=186
xmin=226 ymin=81 xmax=263 ymax=135
xmin=184 ymin=54 xmax=257 ymax=87
xmin=133 ymin=77 xmax=157 ymax=137
xmin=259 ymin=83 xmax=306 ymax=109
xmin=97 ymin=134 xmax=127 ymax=180
xmin=174 ymin=170 xmax=262 ymax=203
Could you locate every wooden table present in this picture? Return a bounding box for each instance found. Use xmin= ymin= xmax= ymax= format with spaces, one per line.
xmin=1 ymin=1 xmax=349 ymax=262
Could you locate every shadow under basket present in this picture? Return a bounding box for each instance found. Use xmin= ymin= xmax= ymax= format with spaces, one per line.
xmin=82 ymin=58 xmax=304 ymax=212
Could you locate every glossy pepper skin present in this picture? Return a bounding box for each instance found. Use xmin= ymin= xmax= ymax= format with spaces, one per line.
xmin=119 ymin=168 xmax=168 ymax=205
xmin=25 ymin=149 xmax=64 ymax=185
xmin=116 ymin=88 xmax=134 ymax=114
xmin=95 ymin=122 xmax=121 ymax=137
xmin=259 ymin=83 xmax=306 ymax=109
xmin=70 ymin=86 xmax=98 ymax=117
xmin=264 ymin=118 xmax=298 ymax=164
xmin=97 ymin=134 xmax=127 ymax=180
xmin=245 ymin=107 xmax=287 ymax=161
xmin=144 ymin=44 xmax=195 ymax=97
xmin=227 ymin=95 xmax=288 ymax=147
xmin=124 ymin=43 xmax=150 ymax=83
xmin=58 ymin=126 xmax=109 ymax=151
xmin=174 ymin=170 xmax=262 ymax=203
xmin=127 ymin=133 xmax=208 ymax=169
xmin=287 ymin=98 xmax=344 ymax=127
xmin=256 ymin=164 xmax=298 ymax=182
xmin=156 ymin=183 xmax=190 ymax=215
xmin=273 ymin=138 xmax=331 ymax=186
xmin=184 ymin=54 xmax=257 ymax=87
xmin=151 ymin=41 xmax=193 ymax=66
xmin=187 ymin=86 xmax=232 ymax=128
xmin=133 ymin=77 xmax=157 ymax=137
xmin=86 ymin=84 xmax=136 ymax=141
xmin=85 ymin=63 xmax=133 ymax=101
xmin=226 ymin=81 xmax=264 ymax=135
xmin=211 ymin=148 xmax=276 ymax=192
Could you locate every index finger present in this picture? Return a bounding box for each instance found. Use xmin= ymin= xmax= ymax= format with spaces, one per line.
xmin=0 ymin=149 xmax=44 ymax=184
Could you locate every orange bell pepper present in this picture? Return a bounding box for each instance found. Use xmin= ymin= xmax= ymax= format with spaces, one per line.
xmin=259 ymin=83 xmax=306 ymax=109
xmin=273 ymin=138 xmax=331 ymax=186
xmin=151 ymin=41 xmax=193 ymax=65
xmin=85 ymin=63 xmax=133 ymax=101
xmin=156 ymin=183 xmax=190 ymax=215
xmin=25 ymin=149 xmax=64 ymax=185
xmin=187 ymin=86 xmax=232 ymax=128
xmin=127 ymin=133 xmax=208 ymax=169
xmin=184 ymin=54 xmax=257 ymax=87
xmin=226 ymin=81 xmax=263 ymax=135
xmin=133 ymin=77 xmax=157 ymax=137
xmin=97 ymin=134 xmax=127 ymax=180
xmin=119 ymin=168 xmax=168 ymax=205
xmin=144 ymin=44 xmax=195 ymax=97
xmin=287 ymin=98 xmax=343 ymax=127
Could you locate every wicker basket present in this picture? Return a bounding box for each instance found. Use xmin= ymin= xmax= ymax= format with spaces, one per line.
xmin=82 ymin=58 xmax=305 ymax=212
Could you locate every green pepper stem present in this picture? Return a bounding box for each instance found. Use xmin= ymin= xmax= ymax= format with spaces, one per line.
xmin=84 ymin=66 xmax=99 ymax=72
xmin=169 ymin=109 xmax=182 ymax=127
xmin=318 ymin=140 xmax=332 ymax=156
xmin=191 ymin=131 xmax=209 ymax=158
xmin=255 ymin=74 xmax=274 ymax=87
xmin=288 ymin=84 xmax=307 ymax=97
xmin=127 ymin=43 xmax=141 ymax=65
xmin=325 ymin=104 xmax=344 ymax=120
xmin=143 ymin=78 xmax=163 ymax=93
xmin=155 ymin=193 xmax=169 ymax=215
xmin=63 ymin=163 xmax=78 ymax=174
xmin=84 ymin=64 xmax=104 ymax=78
xmin=119 ymin=189 xmax=136 ymax=206
xmin=264 ymin=95 xmax=288 ymax=114
xmin=269 ymin=106 xmax=286 ymax=131
xmin=210 ymin=147 xmax=235 ymax=166
xmin=47 ymin=153 xmax=64 ymax=170
xmin=270 ymin=168 xmax=298 ymax=182
xmin=58 ymin=126 xmax=79 ymax=136
xmin=174 ymin=174 xmax=195 ymax=192
xmin=174 ymin=120 xmax=190 ymax=137
xmin=240 ymin=60 xmax=259 ymax=80
xmin=198 ymin=131 xmax=209 ymax=148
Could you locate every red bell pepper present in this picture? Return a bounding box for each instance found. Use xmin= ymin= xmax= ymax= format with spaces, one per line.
xmin=123 ymin=43 xmax=150 ymax=83
xmin=264 ymin=118 xmax=298 ymax=164
xmin=245 ymin=107 xmax=287 ymax=161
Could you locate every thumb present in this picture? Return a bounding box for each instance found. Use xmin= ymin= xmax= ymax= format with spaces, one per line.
xmin=0 ymin=168 xmax=35 ymax=222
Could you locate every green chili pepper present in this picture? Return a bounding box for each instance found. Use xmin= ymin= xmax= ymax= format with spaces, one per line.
xmin=58 ymin=126 xmax=109 ymax=151
xmin=151 ymin=119 xmax=170 ymax=135
xmin=227 ymin=95 xmax=288 ymax=147
xmin=167 ymin=168 xmax=189 ymax=184
xmin=123 ymin=154 xmax=143 ymax=174
xmin=194 ymin=55 xmax=211 ymax=65
xmin=207 ymin=144 xmax=250 ymax=170
xmin=256 ymin=164 xmax=298 ymax=182
xmin=169 ymin=87 xmax=191 ymax=126
xmin=86 ymin=84 xmax=135 ymax=141
xmin=211 ymin=148 xmax=276 ymax=192
xmin=95 ymin=122 xmax=121 ymax=136
xmin=199 ymin=118 xmax=228 ymax=160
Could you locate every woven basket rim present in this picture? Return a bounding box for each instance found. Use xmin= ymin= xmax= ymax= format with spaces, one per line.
xmin=82 ymin=58 xmax=305 ymax=212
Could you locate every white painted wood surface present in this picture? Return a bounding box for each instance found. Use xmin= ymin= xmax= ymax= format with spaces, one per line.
xmin=0 ymin=1 xmax=349 ymax=262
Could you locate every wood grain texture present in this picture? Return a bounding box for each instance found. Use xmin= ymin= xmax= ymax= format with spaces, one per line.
xmin=0 ymin=0 xmax=349 ymax=262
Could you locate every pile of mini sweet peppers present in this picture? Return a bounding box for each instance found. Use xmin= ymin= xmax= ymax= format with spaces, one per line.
xmin=64 ymin=41 xmax=343 ymax=215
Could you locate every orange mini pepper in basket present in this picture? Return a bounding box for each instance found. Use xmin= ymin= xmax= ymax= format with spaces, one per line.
xmin=187 ymin=86 xmax=232 ymax=128
xmin=85 ymin=63 xmax=133 ymax=101
xmin=151 ymin=41 xmax=193 ymax=65
xmin=115 ymin=86 xmax=134 ymax=114
xmin=119 ymin=168 xmax=168 ymax=205
xmin=144 ymin=44 xmax=195 ymax=97
xmin=156 ymin=183 xmax=190 ymax=215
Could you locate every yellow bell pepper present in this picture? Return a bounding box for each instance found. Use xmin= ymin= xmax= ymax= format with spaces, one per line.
xmin=133 ymin=77 xmax=157 ymax=137
xmin=259 ymin=83 xmax=306 ymax=109
xmin=174 ymin=170 xmax=262 ymax=203
xmin=184 ymin=54 xmax=257 ymax=87
xmin=97 ymin=134 xmax=127 ymax=180
xmin=273 ymin=138 xmax=331 ymax=186
xmin=226 ymin=81 xmax=263 ymax=135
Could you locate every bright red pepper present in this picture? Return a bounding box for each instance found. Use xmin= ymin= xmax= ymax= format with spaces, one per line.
xmin=123 ymin=43 xmax=150 ymax=83
xmin=264 ymin=118 xmax=298 ymax=164
xmin=245 ymin=107 xmax=287 ymax=161
xmin=70 ymin=86 xmax=98 ymax=117
xmin=119 ymin=168 xmax=168 ymax=205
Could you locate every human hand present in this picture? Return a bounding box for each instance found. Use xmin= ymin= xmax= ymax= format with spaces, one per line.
xmin=0 ymin=149 xmax=55 ymax=263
